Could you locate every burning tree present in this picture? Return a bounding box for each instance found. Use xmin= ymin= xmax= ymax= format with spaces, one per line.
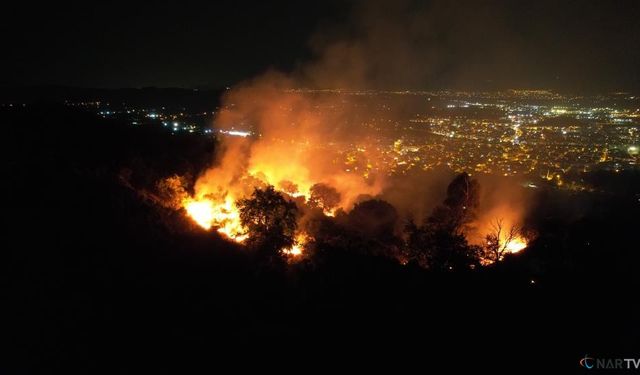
xmin=482 ymin=219 xmax=526 ymax=264
xmin=238 ymin=185 xmax=298 ymax=259
xmin=278 ymin=180 xmax=300 ymax=196
xmin=156 ymin=174 xmax=190 ymax=210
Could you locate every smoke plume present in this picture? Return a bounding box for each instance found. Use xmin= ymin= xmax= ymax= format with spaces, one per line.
xmin=190 ymin=0 xmax=532 ymax=245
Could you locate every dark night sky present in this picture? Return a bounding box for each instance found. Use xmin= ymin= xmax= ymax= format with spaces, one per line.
xmin=3 ymin=0 xmax=639 ymax=91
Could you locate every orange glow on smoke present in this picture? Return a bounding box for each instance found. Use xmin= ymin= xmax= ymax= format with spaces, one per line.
xmin=166 ymin=78 xmax=530 ymax=268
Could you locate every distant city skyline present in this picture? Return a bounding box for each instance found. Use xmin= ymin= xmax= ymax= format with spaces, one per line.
xmin=49 ymin=88 xmax=639 ymax=190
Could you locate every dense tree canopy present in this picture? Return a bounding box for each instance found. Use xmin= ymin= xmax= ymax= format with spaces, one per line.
xmin=405 ymin=173 xmax=482 ymax=269
xmin=427 ymin=172 xmax=480 ymax=234
xmin=308 ymin=183 xmax=341 ymax=211
xmin=238 ymin=185 xmax=298 ymax=259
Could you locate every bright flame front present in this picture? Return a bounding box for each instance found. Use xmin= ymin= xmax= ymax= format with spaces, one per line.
xmin=504 ymin=236 xmax=527 ymax=253
xmin=184 ymin=196 xmax=247 ymax=242
xmin=184 ymin=199 xmax=215 ymax=230
xmin=282 ymin=233 xmax=308 ymax=258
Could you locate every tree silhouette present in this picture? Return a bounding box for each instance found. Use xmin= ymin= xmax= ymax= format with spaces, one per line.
xmin=482 ymin=218 xmax=520 ymax=264
xmin=156 ymin=174 xmax=190 ymax=209
xmin=278 ymin=180 xmax=300 ymax=196
xmin=348 ymin=199 xmax=398 ymax=239
xmin=238 ymin=185 xmax=298 ymax=259
xmin=308 ymin=183 xmax=341 ymax=212
xmin=405 ymin=221 xmax=481 ymax=270
xmin=345 ymin=199 xmax=401 ymax=257
xmin=427 ymin=172 xmax=480 ymax=234
xmin=405 ymin=173 xmax=482 ymax=270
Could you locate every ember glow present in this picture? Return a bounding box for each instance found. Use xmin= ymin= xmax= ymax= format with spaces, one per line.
xmin=282 ymin=233 xmax=308 ymax=257
xmin=324 ymin=208 xmax=336 ymax=217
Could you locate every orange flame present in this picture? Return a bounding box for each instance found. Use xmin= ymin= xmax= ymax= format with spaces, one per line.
xmin=184 ymin=199 xmax=215 ymax=230
xmin=504 ymin=236 xmax=527 ymax=253
xmin=183 ymin=196 xmax=247 ymax=242
xmin=324 ymin=208 xmax=336 ymax=217
xmin=282 ymin=233 xmax=308 ymax=258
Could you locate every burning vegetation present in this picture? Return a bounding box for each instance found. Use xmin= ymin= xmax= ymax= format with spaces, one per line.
xmin=152 ymin=10 xmax=535 ymax=266
xmin=158 ymin=137 xmax=530 ymax=267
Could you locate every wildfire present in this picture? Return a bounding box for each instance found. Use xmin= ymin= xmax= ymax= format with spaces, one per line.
xmin=184 ymin=199 xmax=215 ymax=230
xmin=281 ymin=189 xmax=311 ymax=200
xmin=183 ymin=196 xmax=247 ymax=242
xmin=282 ymin=233 xmax=308 ymax=257
xmin=182 ymin=188 xmax=311 ymax=257
xmin=504 ymin=236 xmax=527 ymax=253
xmin=324 ymin=208 xmax=336 ymax=217
xmin=179 ymin=164 xmax=330 ymax=246
xmin=283 ymin=243 xmax=303 ymax=256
